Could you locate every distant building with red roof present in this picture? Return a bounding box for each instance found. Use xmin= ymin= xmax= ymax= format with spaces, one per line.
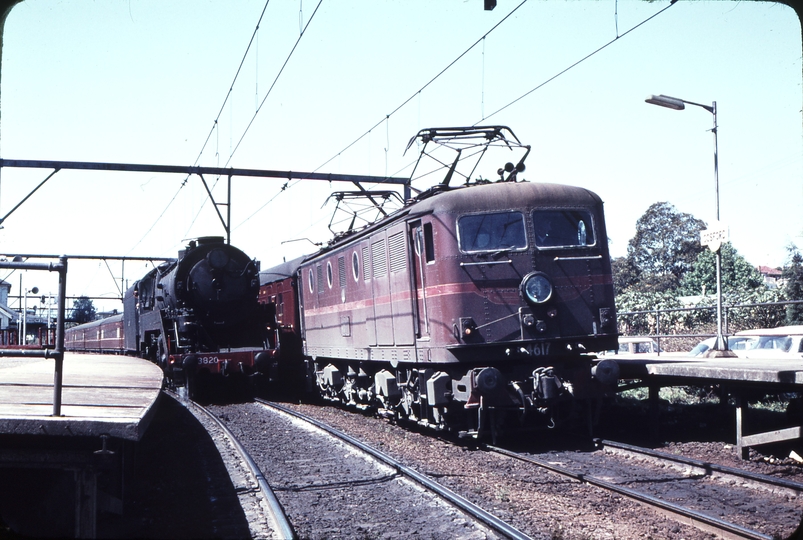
xmin=757 ymin=265 xmax=784 ymax=289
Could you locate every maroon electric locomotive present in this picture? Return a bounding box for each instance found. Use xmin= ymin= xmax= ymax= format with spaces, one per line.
xmin=260 ymin=126 xmax=620 ymax=438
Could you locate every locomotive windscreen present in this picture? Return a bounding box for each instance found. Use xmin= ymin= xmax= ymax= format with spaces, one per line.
xmin=533 ymin=210 xmax=596 ymax=248
xmin=457 ymin=211 xmax=527 ymax=253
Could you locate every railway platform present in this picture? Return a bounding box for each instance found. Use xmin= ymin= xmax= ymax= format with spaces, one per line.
xmin=0 ymin=353 xmax=163 ymax=538
xmin=613 ymin=354 xmax=803 ymax=458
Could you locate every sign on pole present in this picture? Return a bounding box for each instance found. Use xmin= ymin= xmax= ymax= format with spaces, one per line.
xmin=700 ymin=221 xmax=729 ymax=252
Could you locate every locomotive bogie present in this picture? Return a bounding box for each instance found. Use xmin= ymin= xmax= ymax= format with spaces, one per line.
xmin=306 ymin=355 xmax=616 ymax=437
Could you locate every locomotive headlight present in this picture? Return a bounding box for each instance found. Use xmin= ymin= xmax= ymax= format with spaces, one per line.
xmin=521 ymin=272 xmax=553 ymax=304
xmin=207 ymin=249 xmax=230 ymax=270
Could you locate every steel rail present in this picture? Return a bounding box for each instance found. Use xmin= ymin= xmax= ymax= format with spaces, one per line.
xmin=485 ymin=444 xmax=773 ymax=540
xmin=599 ymin=439 xmax=803 ymax=494
xmin=166 ymin=392 xmax=296 ymax=540
xmin=256 ymin=399 xmax=533 ymax=540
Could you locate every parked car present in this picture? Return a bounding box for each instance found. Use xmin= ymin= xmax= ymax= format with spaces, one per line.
xmin=600 ymin=336 xmax=661 ymax=356
xmin=688 ymin=336 xmax=757 ymax=357
xmin=736 ymin=326 xmax=803 ymax=359
xmin=689 ymin=326 xmax=803 ymax=358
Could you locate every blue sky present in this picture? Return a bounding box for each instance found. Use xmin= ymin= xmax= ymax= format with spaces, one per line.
xmin=0 ymin=0 xmax=800 ymax=310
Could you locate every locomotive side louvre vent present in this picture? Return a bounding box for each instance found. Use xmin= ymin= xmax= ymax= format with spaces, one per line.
xmin=372 ymin=240 xmax=387 ymax=278
xmin=338 ymin=256 xmax=347 ymax=288
xmin=362 ymin=246 xmax=371 ymax=281
xmin=388 ymin=232 xmax=406 ymax=273
xmin=316 ymin=264 xmax=324 ymax=295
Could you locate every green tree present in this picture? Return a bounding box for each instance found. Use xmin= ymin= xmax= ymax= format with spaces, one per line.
xmin=783 ymin=244 xmax=803 ymax=325
xmin=71 ymin=296 xmax=96 ymax=324
xmin=611 ymin=255 xmax=640 ymax=293
xmin=625 ymin=202 xmax=706 ymax=293
xmin=678 ymin=242 xmax=763 ymax=297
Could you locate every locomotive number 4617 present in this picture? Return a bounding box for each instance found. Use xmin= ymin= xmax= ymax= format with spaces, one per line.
xmin=527 ymin=343 xmax=551 ymax=356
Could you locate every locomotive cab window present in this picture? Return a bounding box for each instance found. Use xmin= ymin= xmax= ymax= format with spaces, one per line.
xmin=458 ymin=211 xmax=526 ymax=253
xmin=533 ymin=210 xmax=595 ymax=248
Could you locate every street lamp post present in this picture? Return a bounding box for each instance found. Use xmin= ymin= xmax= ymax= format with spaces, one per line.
xmin=645 ymin=94 xmax=734 ymax=357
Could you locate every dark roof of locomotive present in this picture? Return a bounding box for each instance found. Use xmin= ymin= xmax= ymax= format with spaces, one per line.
xmin=407 ymin=181 xmax=603 ymax=218
xmin=260 ymin=181 xmax=605 ymax=277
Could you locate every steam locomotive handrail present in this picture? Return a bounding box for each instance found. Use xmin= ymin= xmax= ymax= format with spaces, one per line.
xmin=0 ymin=257 xmax=68 ymax=416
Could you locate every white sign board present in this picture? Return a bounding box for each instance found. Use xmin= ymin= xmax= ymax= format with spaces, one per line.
xmin=700 ymin=221 xmax=728 ymax=252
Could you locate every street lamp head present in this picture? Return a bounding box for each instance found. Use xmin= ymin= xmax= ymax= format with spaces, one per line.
xmin=645 ymin=94 xmax=685 ymax=110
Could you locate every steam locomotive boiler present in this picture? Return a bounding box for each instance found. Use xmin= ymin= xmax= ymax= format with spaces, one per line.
xmin=67 ymin=237 xmax=274 ymax=396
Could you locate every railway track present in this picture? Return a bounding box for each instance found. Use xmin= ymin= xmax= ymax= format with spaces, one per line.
xmin=254 ymin=398 xmax=531 ymax=540
xmin=165 ymin=391 xmax=295 ymax=540
xmin=199 ymin=397 xmax=533 ymax=539
xmin=257 ymin=400 xmax=802 ymax=538
xmin=166 ymin=394 xmax=801 ymax=538
xmin=484 ymin=439 xmax=802 ymax=539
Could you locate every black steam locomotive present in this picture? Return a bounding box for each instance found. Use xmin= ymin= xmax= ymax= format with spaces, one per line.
xmin=66 ymin=237 xmax=275 ymax=396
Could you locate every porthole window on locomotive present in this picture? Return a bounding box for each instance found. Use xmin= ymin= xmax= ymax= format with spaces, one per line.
xmin=532 ymin=210 xmax=595 ymax=248
xmin=308 ymin=268 xmax=314 ymax=293
xmin=326 ymin=261 xmax=333 ymax=288
xmin=352 ymin=251 xmax=360 ymax=282
xmin=457 ymin=211 xmax=526 ymax=253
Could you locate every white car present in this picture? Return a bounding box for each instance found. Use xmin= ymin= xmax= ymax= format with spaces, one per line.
xmin=689 ymin=326 xmax=803 ymax=358
xmin=736 ymin=326 xmax=803 ymax=359
xmin=688 ymin=336 xmax=757 ymax=357
xmin=600 ymin=336 xmax=661 ymax=356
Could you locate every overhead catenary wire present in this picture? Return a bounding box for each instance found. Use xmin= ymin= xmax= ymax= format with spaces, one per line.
xmin=128 ymin=0 xmax=274 ymax=254
xmin=365 ymin=0 xmax=679 ymax=192
xmin=310 ymin=0 xmax=530 ymax=178
xmin=262 ymin=0 xmax=677 ymax=206
xmin=478 ymin=0 xmax=678 ymax=123
xmin=184 ymin=0 xmax=325 ymax=241
xmin=141 ymin=0 xmax=679 ymax=248
xmin=234 ymin=0 xmax=531 ymax=231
